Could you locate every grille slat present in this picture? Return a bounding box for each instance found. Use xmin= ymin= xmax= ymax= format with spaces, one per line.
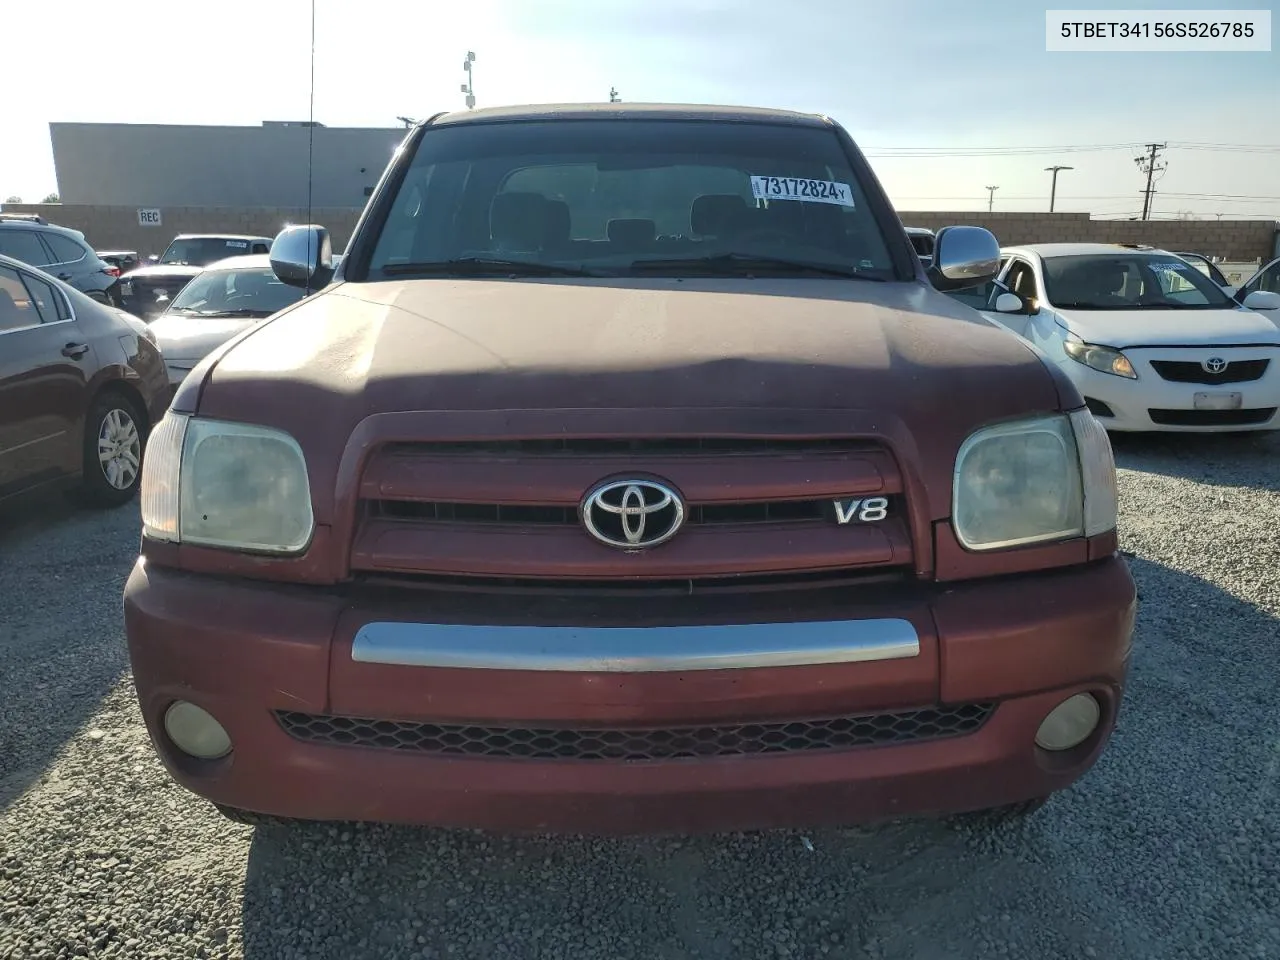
xmin=373 ymin=498 xmax=855 ymax=526
xmin=275 ymin=704 xmax=994 ymax=761
xmin=380 ymin=438 xmax=875 ymax=458
xmin=1149 ymin=359 xmax=1269 ymax=385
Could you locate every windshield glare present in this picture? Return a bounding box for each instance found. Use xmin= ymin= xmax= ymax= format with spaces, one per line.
xmin=1043 ymin=253 xmax=1235 ymax=310
xmin=167 ymin=266 xmax=306 ymax=315
xmin=162 ymin=237 xmax=256 ymax=265
xmin=364 ymin=120 xmax=894 ymax=279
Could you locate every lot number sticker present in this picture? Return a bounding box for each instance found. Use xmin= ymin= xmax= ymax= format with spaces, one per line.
xmin=751 ymin=176 xmax=854 ymax=207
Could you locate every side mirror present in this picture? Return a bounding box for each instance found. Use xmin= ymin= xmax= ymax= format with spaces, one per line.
xmin=270 ymin=224 xmax=333 ymax=290
xmin=928 ymin=226 xmax=1000 ymax=291
xmin=994 ymin=292 xmax=1024 ymax=314
xmin=1242 ymin=290 xmax=1280 ymax=311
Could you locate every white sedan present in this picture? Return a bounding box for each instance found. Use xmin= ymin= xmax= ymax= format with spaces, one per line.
xmin=958 ymin=243 xmax=1280 ymax=432
xmin=147 ymin=254 xmax=312 ymax=390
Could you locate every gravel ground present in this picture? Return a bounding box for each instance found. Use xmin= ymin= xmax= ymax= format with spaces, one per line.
xmin=1 ymin=431 xmax=1278 ymax=960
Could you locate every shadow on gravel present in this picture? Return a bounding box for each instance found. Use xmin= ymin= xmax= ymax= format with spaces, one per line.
xmin=0 ymin=495 xmax=137 ymax=812
xmin=237 ymin=553 xmax=1280 ymax=960
xmin=1110 ymin=429 xmax=1280 ymax=491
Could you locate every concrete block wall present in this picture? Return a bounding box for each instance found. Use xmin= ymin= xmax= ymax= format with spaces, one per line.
xmin=3 ymin=203 xmax=1276 ymax=265
xmin=898 ymin=212 xmax=1278 ymax=263
xmin=0 ymin=204 xmax=364 ymax=257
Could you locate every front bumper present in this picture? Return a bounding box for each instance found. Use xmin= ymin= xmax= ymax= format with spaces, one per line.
xmin=1061 ymin=352 xmax=1280 ymax=432
xmin=124 ymin=557 xmax=1136 ymax=834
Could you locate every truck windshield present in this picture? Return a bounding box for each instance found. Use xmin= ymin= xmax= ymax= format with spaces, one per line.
xmin=162 ymin=237 xmax=256 ymax=266
xmin=363 ymin=119 xmax=895 ymax=280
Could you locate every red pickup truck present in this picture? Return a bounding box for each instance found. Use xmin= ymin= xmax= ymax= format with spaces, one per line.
xmin=124 ymin=103 xmax=1135 ymax=834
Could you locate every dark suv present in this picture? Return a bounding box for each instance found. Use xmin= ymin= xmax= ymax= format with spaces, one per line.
xmin=0 ymin=214 xmax=123 ymax=305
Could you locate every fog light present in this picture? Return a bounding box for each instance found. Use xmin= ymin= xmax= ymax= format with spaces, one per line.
xmin=1035 ymin=693 xmax=1100 ymax=751
xmin=164 ymin=701 xmax=232 ymax=759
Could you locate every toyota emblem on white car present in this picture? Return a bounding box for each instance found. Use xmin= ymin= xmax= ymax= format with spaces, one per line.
xmin=581 ymin=479 xmax=685 ymax=549
xmin=1203 ymin=357 xmax=1228 ymax=374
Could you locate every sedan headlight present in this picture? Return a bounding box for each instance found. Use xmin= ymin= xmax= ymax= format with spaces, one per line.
xmin=141 ymin=414 xmax=314 ymax=553
xmin=1063 ymin=340 xmax=1137 ymax=379
xmin=953 ymin=410 xmax=1117 ymax=551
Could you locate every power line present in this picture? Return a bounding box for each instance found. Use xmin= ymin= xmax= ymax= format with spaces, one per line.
xmin=865 ymin=141 xmax=1280 ymax=158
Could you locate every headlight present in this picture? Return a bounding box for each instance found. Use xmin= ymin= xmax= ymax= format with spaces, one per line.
xmin=140 ymin=413 xmax=314 ymax=553
xmin=952 ymin=410 xmax=1117 ymax=551
xmin=1063 ymin=340 xmax=1137 ymax=379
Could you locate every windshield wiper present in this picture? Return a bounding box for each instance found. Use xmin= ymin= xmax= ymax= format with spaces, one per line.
xmin=382 ymin=257 xmax=604 ymax=278
xmin=625 ymin=253 xmax=882 ymax=280
xmin=192 ymin=308 xmax=277 ymax=318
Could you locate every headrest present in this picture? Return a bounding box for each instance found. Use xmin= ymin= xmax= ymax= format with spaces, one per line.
xmin=491 ymin=192 xmax=551 ymax=248
xmin=607 ymin=218 xmax=657 ymax=245
xmin=543 ymin=199 xmax=571 ymax=244
xmin=691 ymin=194 xmax=748 ymax=237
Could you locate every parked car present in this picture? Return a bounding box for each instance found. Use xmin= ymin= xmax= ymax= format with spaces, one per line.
xmin=124 ymin=103 xmax=1135 ymax=835
xmin=1173 ymin=250 xmax=1231 ymax=290
xmin=962 ymin=243 xmax=1280 ymax=431
xmin=118 ymin=233 xmax=273 ymax=320
xmin=904 ymin=226 xmax=935 ymax=268
xmin=98 ymin=249 xmax=142 ymax=276
xmin=1234 ymin=256 xmax=1280 ymax=302
xmin=148 ymin=254 xmax=311 ymax=392
xmin=0 ymin=253 xmax=169 ymax=507
xmin=0 ymin=214 xmax=123 ymax=305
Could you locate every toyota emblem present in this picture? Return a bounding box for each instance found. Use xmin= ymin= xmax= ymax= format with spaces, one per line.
xmin=580 ymin=479 xmax=685 ymax=549
xmin=1203 ymin=357 xmax=1228 ymax=374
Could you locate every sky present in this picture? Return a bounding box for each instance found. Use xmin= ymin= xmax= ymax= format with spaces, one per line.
xmin=3 ymin=0 xmax=1278 ymax=219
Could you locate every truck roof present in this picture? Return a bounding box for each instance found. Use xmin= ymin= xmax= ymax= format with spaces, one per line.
xmin=432 ymin=102 xmax=832 ymax=129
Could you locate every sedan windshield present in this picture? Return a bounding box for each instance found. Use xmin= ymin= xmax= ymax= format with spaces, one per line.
xmin=1043 ymin=253 xmax=1235 ymax=310
xmin=161 ymin=237 xmax=256 ymax=266
xmin=363 ymin=119 xmax=895 ymax=280
xmin=166 ymin=266 xmax=306 ymax=317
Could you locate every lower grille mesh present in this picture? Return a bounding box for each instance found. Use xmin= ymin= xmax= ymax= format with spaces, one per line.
xmin=274 ymin=704 xmax=995 ymax=761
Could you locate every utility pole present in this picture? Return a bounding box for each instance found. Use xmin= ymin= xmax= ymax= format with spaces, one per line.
xmin=461 ymin=51 xmax=476 ymax=109
xmin=1044 ymin=165 xmax=1073 ymax=213
xmin=609 ymin=87 xmax=620 ymax=103
xmin=1133 ymin=142 xmax=1166 ymax=220
xmin=395 ymin=116 xmax=417 ymax=128
xmin=985 ymin=185 xmax=999 ymax=212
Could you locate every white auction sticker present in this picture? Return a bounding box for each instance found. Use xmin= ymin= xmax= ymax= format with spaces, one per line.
xmin=751 ymin=176 xmax=854 ymax=207
xmin=1046 ymin=10 xmax=1271 ymax=51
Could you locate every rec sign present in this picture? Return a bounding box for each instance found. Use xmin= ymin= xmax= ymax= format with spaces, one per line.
xmin=137 ymin=208 xmax=163 ymax=226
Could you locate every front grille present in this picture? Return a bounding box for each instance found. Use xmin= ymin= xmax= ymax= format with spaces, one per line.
xmin=373 ymin=498 xmax=871 ymax=526
xmin=274 ymin=703 xmax=995 ymax=761
xmin=1148 ymin=407 xmax=1277 ymax=426
xmin=1149 ymin=359 xmax=1269 ymax=385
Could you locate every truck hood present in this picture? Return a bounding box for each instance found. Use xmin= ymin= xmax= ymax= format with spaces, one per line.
xmin=1059 ymin=305 xmax=1280 ymax=348
xmin=193 ymin=277 xmax=1073 ymax=521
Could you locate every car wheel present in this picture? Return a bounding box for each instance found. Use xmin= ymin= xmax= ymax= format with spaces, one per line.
xmin=213 ymin=804 xmax=298 ymax=828
xmin=81 ymin=391 xmax=146 ymax=506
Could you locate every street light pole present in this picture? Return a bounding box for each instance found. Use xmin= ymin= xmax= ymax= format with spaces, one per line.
xmin=461 ymin=51 xmax=476 ymax=109
xmin=985 ymin=185 xmax=999 ymax=212
xmin=1044 ymin=165 xmax=1073 ymax=213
